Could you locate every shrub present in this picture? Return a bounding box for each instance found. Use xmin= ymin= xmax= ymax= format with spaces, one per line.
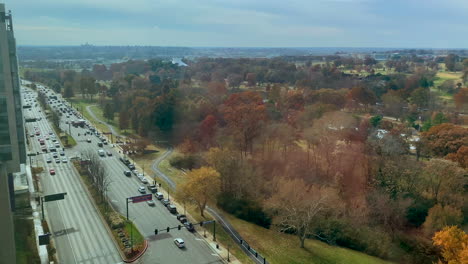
xmin=169 ymin=154 xmax=200 ymax=170
xmin=218 ymin=194 xmax=271 ymax=228
xmin=108 ymin=212 xmax=125 ymax=229
xmin=423 ymin=204 xmax=463 ymax=235
xmin=406 ymin=197 xmax=434 ymax=227
xmin=313 ymin=217 xmax=396 ymax=259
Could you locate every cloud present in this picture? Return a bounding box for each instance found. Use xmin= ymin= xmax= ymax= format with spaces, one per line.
xmin=3 ymin=0 xmax=468 ymax=48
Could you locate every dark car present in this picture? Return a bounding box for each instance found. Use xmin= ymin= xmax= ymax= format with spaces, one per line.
xmin=179 ymin=217 xmax=188 ymax=224
xmin=176 ymin=214 xmax=186 ymax=220
xmin=124 ymin=171 xmax=131 ymax=177
xmin=97 ymin=142 xmax=103 ymax=147
xmin=128 ymin=164 xmax=135 ymax=170
xmin=184 ymin=222 xmax=195 ymax=232
xmin=161 ymin=199 xmax=170 ymax=207
xmin=167 ymin=204 xmax=177 ymax=214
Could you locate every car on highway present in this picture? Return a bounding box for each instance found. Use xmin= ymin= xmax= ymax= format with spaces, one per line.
xmin=138 ymin=186 xmax=146 ymax=194
xmin=174 ymin=238 xmax=185 ymax=248
xmin=98 ymin=149 xmax=105 ymax=157
xmin=55 ymin=158 xmax=60 ymax=163
xmin=155 ymin=192 xmax=164 ymax=200
xmin=124 ymin=171 xmax=131 ymax=177
xmin=184 ymin=222 xmax=195 ymax=232
xmin=161 ymin=199 xmax=170 ymax=207
xmin=140 ymin=177 xmax=148 ymax=184
xmin=133 ymin=170 xmax=139 ymax=176
xmin=147 ymin=200 xmax=155 ymax=206
xmin=148 ymin=184 xmax=157 ymax=193
xmin=87 ymin=138 xmax=91 ymax=143
xmin=49 ymin=169 xmax=55 ymax=175
xmin=52 ymin=152 xmax=58 ymax=158
xmin=97 ymin=142 xmax=103 ymax=147
xmin=62 ymin=157 xmax=68 ymax=163
xmin=106 ymin=151 xmax=112 ymax=156
xmin=167 ymin=204 xmax=177 ymax=214
xmin=177 ymin=214 xmax=186 ymax=221
xmin=46 ymin=157 xmax=52 ymax=163
xmin=128 ymin=164 xmax=135 ymax=170
xmin=60 ymin=151 xmax=65 ymax=156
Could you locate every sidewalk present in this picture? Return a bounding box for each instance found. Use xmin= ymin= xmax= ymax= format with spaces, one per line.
xmin=25 ymin=164 xmax=49 ymax=264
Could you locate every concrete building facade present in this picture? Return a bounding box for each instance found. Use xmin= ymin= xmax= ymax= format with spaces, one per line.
xmin=0 ymin=3 xmax=26 ymax=263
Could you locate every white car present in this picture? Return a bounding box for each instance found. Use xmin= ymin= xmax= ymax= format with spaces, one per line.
xmin=147 ymin=200 xmax=155 ymax=206
xmin=62 ymin=157 xmax=68 ymax=163
xmin=138 ymin=187 xmax=146 ymax=194
xmin=174 ymin=238 xmax=185 ymax=248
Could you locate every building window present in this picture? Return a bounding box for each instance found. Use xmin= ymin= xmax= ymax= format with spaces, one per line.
xmin=0 ymin=97 xmax=10 ymax=145
xmin=0 ymin=146 xmax=12 ymax=161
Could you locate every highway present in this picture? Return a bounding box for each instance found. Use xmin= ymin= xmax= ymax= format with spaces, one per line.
xmin=29 ymin=84 xmax=224 ymax=264
xmin=22 ymin=87 xmax=121 ymax=264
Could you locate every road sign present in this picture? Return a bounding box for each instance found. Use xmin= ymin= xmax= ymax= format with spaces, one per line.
xmin=130 ymin=194 xmax=152 ymax=203
xmin=27 ymin=152 xmax=37 ymax=157
xmin=44 ymin=192 xmax=67 ymax=202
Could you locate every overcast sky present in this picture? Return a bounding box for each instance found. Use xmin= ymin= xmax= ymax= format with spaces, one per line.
xmin=3 ymin=0 xmax=468 ymax=48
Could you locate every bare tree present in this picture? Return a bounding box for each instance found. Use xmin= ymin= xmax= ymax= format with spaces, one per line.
xmin=82 ymin=150 xmax=112 ymax=203
xmin=267 ymin=178 xmax=342 ymax=248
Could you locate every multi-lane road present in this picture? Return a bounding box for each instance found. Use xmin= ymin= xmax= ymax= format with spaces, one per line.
xmin=23 ymin=84 xmax=224 ymax=264
xmin=23 ymin=88 xmax=121 ymax=264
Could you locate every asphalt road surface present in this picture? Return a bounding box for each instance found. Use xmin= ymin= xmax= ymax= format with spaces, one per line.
xmin=22 ymin=87 xmax=121 ymax=264
xmin=30 ymin=84 xmax=224 ymax=264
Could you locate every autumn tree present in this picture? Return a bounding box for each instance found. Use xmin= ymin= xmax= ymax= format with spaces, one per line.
xmin=119 ymin=111 xmax=130 ymax=131
xmin=381 ymin=91 xmax=406 ymax=120
xmin=63 ymin=81 xmax=74 ymax=98
xmin=421 ymin=159 xmax=466 ymax=206
xmin=424 ymin=204 xmax=463 ymax=235
xmin=421 ymin=123 xmax=468 ymax=157
xmin=267 ymin=178 xmax=341 ymax=248
xmin=446 ymin=145 xmax=468 ymax=168
xmin=199 ymin=114 xmax=217 ymax=147
xmin=79 ymin=75 xmax=96 ymax=99
xmin=246 ymin=72 xmax=257 ymax=86
xmin=410 ymin=87 xmax=429 ymax=107
xmin=433 ymin=226 xmax=468 ymax=264
xmin=176 ymin=167 xmax=220 ymax=217
xmin=205 ymin=147 xmax=256 ymax=199
xmin=221 ymin=91 xmax=267 ymax=157
xmin=103 ymin=103 xmax=114 ymax=121
xmin=347 ymin=86 xmax=376 ymax=111
xmin=454 ymin=88 xmax=468 ymax=111
xmin=444 ymin=54 xmax=458 ymax=72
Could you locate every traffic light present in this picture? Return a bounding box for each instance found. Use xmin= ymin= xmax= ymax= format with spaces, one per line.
xmin=167 ymin=227 xmax=170 ymax=232
xmin=154 ymin=229 xmax=158 ymax=235
xmin=178 ymin=225 xmax=181 ymax=230
xmin=200 ymin=221 xmax=204 ymax=227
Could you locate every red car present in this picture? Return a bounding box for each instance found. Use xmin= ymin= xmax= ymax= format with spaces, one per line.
xmin=49 ymin=169 xmax=56 ymax=175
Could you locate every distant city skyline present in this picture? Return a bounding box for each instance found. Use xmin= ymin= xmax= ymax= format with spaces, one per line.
xmin=3 ymin=0 xmax=468 ymax=48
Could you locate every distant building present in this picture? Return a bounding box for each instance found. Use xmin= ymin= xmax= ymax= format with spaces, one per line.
xmin=0 ymin=4 xmax=26 ymax=262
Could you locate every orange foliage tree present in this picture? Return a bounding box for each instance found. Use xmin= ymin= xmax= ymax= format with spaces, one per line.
xmin=221 ymin=91 xmax=267 ymax=157
xmin=433 ymin=226 xmax=468 ymax=264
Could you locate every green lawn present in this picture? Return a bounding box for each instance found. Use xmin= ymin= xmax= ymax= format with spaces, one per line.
xmin=69 ymin=97 xmax=136 ymax=137
xmin=223 ymin=213 xmax=394 ymax=264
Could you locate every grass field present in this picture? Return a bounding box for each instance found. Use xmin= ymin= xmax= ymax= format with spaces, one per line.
xmin=223 ymin=214 xmax=394 ymax=264
xmin=69 ymin=97 xmax=136 ymax=136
